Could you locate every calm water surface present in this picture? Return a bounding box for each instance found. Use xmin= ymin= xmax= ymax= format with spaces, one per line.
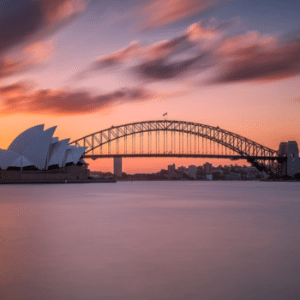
xmin=0 ymin=181 xmax=299 ymax=300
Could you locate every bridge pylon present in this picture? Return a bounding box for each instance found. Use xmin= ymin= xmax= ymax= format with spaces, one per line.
xmin=277 ymin=141 xmax=300 ymax=177
xmin=113 ymin=157 xmax=122 ymax=177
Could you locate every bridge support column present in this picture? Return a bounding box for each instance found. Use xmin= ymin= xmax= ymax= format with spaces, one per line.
xmin=114 ymin=157 xmax=122 ymax=177
xmin=278 ymin=141 xmax=300 ymax=177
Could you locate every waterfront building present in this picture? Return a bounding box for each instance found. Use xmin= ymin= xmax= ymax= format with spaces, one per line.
xmin=187 ymin=165 xmax=197 ymax=179
xmin=206 ymin=174 xmax=213 ymax=180
xmin=168 ymin=164 xmax=175 ymax=178
xmin=177 ymin=166 xmax=186 ymax=174
xmin=203 ymin=162 xmax=212 ymax=174
xmin=0 ymin=125 xmax=86 ymax=171
xmin=0 ymin=125 xmax=89 ymax=183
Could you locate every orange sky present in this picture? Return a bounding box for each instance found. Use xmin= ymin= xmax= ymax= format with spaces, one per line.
xmin=1 ymin=75 xmax=299 ymax=173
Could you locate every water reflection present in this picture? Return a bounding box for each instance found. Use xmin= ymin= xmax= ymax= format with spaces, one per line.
xmin=0 ymin=182 xmax=299 ymax=300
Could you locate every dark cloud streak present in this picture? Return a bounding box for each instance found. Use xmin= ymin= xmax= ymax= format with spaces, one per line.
xmin=76 ymin=21 xmax=224 ymax=81
xmin=79 ymin=21 xmax=300 ymax=84
xmin=0 ymin=58 xmax=24 ymax=79
xmin=208 ymin=32 xmax=300 ymax=84
xmin=0 ymin=1 xmax=44 ymax=54
xmin=0 ymin=0 xmax=88 ymax=80
xmin=0 ymin=0 xmax=88 ymax=56
xmin=134 ymin=52 xmax=211 ymax=81
xmin=0 ymin=83 xmax=151 ymax=116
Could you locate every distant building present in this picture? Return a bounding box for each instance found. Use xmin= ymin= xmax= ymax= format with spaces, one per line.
xmin=187 ymin=165 xmax=197 ymax=179
xmin=168 ymin=164 xmax=175 ymax=178
xmin=203 ymin=162 xmax=212 ymax=174
xmin=177 ymin=166 xmax=186 ymax=174
xmin=114 ymin=157 xmax=122 ymax=177
xmin=206 ymin=174 xmax=213 ymax=180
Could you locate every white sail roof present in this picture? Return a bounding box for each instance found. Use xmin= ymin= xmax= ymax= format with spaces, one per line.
xmin=47 ymin=139 xmax=70 ymax=167
xmin=47 ymin=144 xmax=59 ymax=167
xmin=64 ymin=149 xmax=73 ymax=165
xmin=67 ymin=145 xmax=86 ymax=164
xmin=8 ymin=125 xmax=44 ymax=154
xmin=0 ymin=149 xmax=20 ymax=170
xmin=9 ymin=155 xmax=33 ymax=168
xmin=2 ymin=124 xmax=86 ymax=171
xmin=79 ymin=158 xmax=87 ymax=164
xmin=23 ymin=127 xmax=56 ymax=170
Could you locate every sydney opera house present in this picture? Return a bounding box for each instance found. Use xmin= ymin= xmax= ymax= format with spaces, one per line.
xmin=0 ymin=125 xmax=90 ymax=183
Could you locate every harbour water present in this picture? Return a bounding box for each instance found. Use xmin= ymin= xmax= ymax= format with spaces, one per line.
xmin=1 ymin=181 xmax=299 ymax=300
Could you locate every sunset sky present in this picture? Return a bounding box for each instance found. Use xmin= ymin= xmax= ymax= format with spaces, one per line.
xmin=0 ymin=0 xmax=299 ymax=173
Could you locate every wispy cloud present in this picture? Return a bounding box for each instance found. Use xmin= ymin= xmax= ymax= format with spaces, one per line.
xmin=0 ymin=0 xmax=88 ymax=55
xmin=0 ymin=0 xmax=88 ymax=81
xmin=76 ymin=21 xmax=300 ymax=85
xmin=42 ymin=0 xmax=88 ymax=24
xmin=0 ymin=82 xmax=152 ymax=116
xmin=74 ymin=41 xmax=142 ymax=80
xmin=0 ymin=57 xmax=24 ymax=79
xmin=132 ymin=21 xmax=224 ymax=81
xmin=0 ymin=81 xmax=32 ymax=96
xmin=23 ymin=40 xmax=55 ymax=63
xmin=208 ymin=31 xmax=300 ymax=83
xmin=137 ymin=0 xmax=220 ymax=30
xmin=76 ymin=21 xmax=225 ymax=80
xmin=0 ymin=40 xmax=55 ymax=79
xmin=134 ymin=52 xmax=211 ymax=81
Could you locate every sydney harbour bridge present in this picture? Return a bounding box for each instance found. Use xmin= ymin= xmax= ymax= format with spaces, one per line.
xmin=69 ymin=120 xmax=296 ymax=177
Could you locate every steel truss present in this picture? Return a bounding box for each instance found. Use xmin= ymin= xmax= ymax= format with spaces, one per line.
xmin=70 ymin=120 xmax=280 ymax=175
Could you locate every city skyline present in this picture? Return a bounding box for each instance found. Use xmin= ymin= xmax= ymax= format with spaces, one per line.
xmin=1 ymin=0 xmax=299 ymax=173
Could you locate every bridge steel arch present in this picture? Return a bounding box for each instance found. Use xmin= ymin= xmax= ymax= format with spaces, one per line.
xmin=70 ymin=120 xmax=279 ymax=175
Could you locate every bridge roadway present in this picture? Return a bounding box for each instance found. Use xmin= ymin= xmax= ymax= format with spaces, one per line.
xmin=84 ymin=154 xmax=282 ymax=161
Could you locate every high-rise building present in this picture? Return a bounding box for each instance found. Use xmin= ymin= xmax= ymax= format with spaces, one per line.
xmin=114 ymin=157 xmax=122 ymax=177
xmin=187 ymin=165 xmax=197 ymax=179
xmin=177 ymin=166 xmax=186 ymax=174
xmin=168 ymin=164 xmax=175 ymax=178
xmin=203 ymin=162 xmax=212 ymax=174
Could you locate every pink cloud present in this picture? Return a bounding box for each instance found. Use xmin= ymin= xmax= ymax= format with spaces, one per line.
xmin=0 ymin=82 xmax=152 ymax=116
xmin=0 ymin=0 xmax=88 ymax=55
xmin=0 ymin=0 xmax=88 ymax=81
xmin=0 ymin=81 xmax=188 ymax=116
xmin=76 ymin=21 xmax=225 ymax=80
xmin=79 ymin=24 xmax=300 ymax=84
xmin=75 ymin=41 xmax=142 ymax=80
xmin=0 ymin=58 xmax=25 ymax=79
xmin=138 ymin=0 xmax=220 ymax=29
xmin=42 ymin=0 xmax=88 ymax=24
xmin=209 ymin=31 xmax=300 ymax=83
xmin=23 ymin=40 xmax=55 ymax=63
xmin=0 ymin=40 xmax=55 ymax=79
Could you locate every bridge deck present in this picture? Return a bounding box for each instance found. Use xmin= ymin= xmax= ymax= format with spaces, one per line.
xmin=84 ymin=154 xmax=283 ymax=161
